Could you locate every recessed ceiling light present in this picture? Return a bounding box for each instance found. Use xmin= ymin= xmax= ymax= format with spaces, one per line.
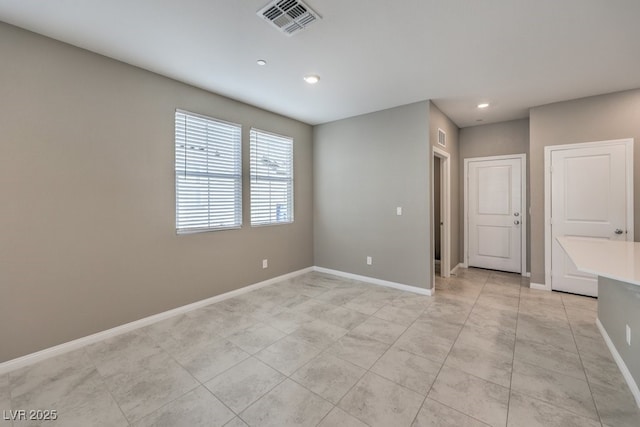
xmin=257 ymin=59 xmax=267 ymax=66
xmin=477 ymin=103 xmax=490 ymax=109
xmin=304 ymin=75 xmax=320 ymax=84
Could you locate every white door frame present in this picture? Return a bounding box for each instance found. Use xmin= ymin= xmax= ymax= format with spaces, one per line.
xmin=464 ymin=154 xmax=527 ymax=275
xmin=432 ymin=146 xmax=451 ymax=287
xmin=544 ymin=138 xmax=634 ymax=291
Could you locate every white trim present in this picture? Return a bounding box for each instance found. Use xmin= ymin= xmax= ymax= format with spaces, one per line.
xmin=530 ymin=282 xmax=548 ymax=291
xmin=314 ymin=266 xmax=432 ymax=296
xmin=596 ymin=318 xmax=640 ymax=408
xmin=0 ymin=265 xmax=433 ymax=375
xmin=545 ymin=139 xmax=634 ymax=293
xmin=523 ymin=272 xmax=531 ymax=278
xmin=520 ymin=155 xmax=527 ymax=277
xmin=464 ymin=154 xmax=527 ymax=275
xmin=0 ymin=267 xmax=313 ymax=375
xmin=451 ymin=263 xmax=465 ymax=275
xmin=432 ymin=146 xmax=451 ymax=284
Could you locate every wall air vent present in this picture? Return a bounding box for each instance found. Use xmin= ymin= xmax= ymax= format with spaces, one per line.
xmin=257 ymin=0 xmax=321 ymax=36
xmin=438 ymin=128 xmax=446 ymax=147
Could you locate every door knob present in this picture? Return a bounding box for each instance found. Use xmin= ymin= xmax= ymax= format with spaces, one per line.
xmin=514 ymin=212 xmax=520 ymax=217
xmin=614 ymin=229 xmax=624 ymax=235
xmin=514 ymin=220 xmax=520 ymax=225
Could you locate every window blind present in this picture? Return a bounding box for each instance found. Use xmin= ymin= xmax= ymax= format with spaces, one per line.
xmin=175 ymin=110 xmax=242 ymax=233
xmin=250 ymin=129 xmax=294 ymax=226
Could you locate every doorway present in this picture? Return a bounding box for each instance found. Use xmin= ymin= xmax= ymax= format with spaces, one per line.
xmin=545 ymin=139 xmax=634 ymax=296
xmin=432 ymin=146 xmax=450 ymax=286
xmin=464 ymin=154 xmax=526 ymax=274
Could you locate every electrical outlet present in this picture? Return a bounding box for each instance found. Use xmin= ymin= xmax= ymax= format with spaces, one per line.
xmin=262 ymin=259 xmax=268 ymax=269
xmin=626 ymin=324 xmax=631 ymax=346
xmin=396 ymin=207 xmax=402 ymax=216
xmin=366 ymin=256 xmax=372 ymax=265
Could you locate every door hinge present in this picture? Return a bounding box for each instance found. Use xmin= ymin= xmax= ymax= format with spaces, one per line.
xmin=549 ymin=218 xmax=553 ymax=225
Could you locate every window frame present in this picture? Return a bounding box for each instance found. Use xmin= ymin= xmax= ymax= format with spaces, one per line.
xmin=249 ymin=128 xmax=294 ymax=227
xmin=175 ymin=109 xmax=242 ymax=234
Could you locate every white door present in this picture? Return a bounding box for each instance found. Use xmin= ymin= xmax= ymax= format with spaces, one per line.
xmin=550 ymin=143 xmax=630 ymax=296
xmin=467 ymin=156 xmax=523 ymax=273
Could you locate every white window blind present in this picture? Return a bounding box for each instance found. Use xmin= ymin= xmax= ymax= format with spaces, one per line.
xmin=250 ymin=129 xmax=294 ymax=226
xmin=175 ymin=110 xmax=242 ymax=233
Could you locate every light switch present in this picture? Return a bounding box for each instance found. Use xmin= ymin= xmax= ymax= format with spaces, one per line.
xmin=396 ymin=207 xmax=402 ymax=216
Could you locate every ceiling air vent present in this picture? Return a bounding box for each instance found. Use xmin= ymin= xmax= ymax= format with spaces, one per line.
xmin=257 ymin=0 xmax=321 ymax=36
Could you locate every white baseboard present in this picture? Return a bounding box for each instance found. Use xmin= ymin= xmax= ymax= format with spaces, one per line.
xmin=0 ymin=265 xmax=433 ymax=374
xmin=523 ymin=272 xmax=531 ymax=278
xmin=596 ymin=318 xmax=640 ymax=408
xmin=313 ymin=266 xmax=432 ymax=296
xmin=450 ymin=263 xmax=465 ymax=275
xmin=530 ymin=282 xmax=549 ymax=291
xmin=0 ymin=267 xmax=313 ymax=375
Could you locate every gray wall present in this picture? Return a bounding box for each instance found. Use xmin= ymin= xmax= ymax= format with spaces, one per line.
xmin=460 ymin=119 xmax=529 ymax=158
xmin=459 ymin=119 xmax=530 ymax=272
xmin=313 ymin=102 xmax=431 ymax=289
xmin=0 ymin=22 xmax=313 ymax=363
xmin=430 ymin=102 xmax=461 ymax=269
xmin=598 ymin=277 xmax=640 ymax=389
xmin=529 ymin=90 xmax=640 ymax=284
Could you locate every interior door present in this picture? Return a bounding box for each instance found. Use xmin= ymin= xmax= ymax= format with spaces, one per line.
xmin=468 ymin=157 xmax=523 ymax=273
xmin=551 ymin=143 xmax=629 ymax=297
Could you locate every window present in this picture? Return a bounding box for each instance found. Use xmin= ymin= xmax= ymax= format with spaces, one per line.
xmin=175 ymin=110 xmax=242 ymax=233
xmin=250 ymin=129 xmax=294 ymax=225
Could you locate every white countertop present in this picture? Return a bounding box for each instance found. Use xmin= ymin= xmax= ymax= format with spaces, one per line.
xmin=557 ymin=237 xmax=640 ymax=286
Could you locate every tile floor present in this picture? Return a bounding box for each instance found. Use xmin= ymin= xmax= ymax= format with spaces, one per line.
xmin=2 ymin=269 xmax=640 ymax=426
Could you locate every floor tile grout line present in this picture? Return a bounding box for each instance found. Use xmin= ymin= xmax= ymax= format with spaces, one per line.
xmin=506 ymin=357 xmax=608 ymax=422
xmin=285 ymin=375 xmax=361 ymax=426
xmin=233 ymin=274 xmax=395 ymax=425
xmin=135 ymin=284 xmax=340 ymax=425
xmin=560 ymin=295 xmax=605 ymax=425
xmin=210 ymin=273 xmax=342 ymax=426
xmin=408 ymin=269 xmax=492 ymax=427
xmin=210 ymin=357 xmax=288 ymax=419
xmin=131 ymin=326 xmax=240 ymax=424
xmin=8 ymin=270 xmax=615 ymax=427
xmin=505 ymin=273 xmax=524 ymax=427
xmin=13 ymin=345 xmax=135 ymax=426
xmin=513 ymin=288 xmax=606 ymax=424
xmin=312 ymin=291 xmax=428 ymax=425
xmin=296 ymin=274 xmax=440 ymax=426
xmin=81 ymin=346 xmax=133 ymax=426
xmin=432 ymin=270 xmax=505 ymax=424
xmin=294 ymin=274 xmax=379 ymax=427
xmin=442 ymin=272 xmax=521 ymax=391
xmin=1 ymin=271 xmax=479 ymax=425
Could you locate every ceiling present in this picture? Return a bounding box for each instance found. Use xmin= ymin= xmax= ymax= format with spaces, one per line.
xmin=1 ymin=0 xmax=639 ymax=127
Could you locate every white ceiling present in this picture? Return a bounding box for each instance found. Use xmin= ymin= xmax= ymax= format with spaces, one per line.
xmin=1 ymin=0 xmax=639 ymax=127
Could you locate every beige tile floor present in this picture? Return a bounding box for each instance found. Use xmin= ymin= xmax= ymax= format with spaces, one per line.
xmin=2 ymin=269 xmax=640 ymax=426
